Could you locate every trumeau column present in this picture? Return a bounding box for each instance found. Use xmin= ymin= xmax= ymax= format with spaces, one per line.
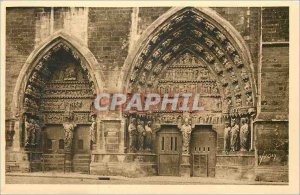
xmin=63 ymin=121 xmax=77 ymax=172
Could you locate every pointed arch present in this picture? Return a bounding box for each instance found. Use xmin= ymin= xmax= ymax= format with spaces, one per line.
xmin=11 ymin=30 xmax=104 ymax=118
xmin=121 ymin=7 xmax=257 ymax=115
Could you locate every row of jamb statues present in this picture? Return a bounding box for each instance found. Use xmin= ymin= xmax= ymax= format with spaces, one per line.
xmin=224 ymin=117 xmax=251 ymax=153
xmin=128 ymin=118 xmax=153 ymax=152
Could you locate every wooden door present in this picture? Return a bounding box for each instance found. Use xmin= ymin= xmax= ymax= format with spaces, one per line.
xmin=191 ymin=125 xmax=217 ymax=177
xmin=157 ymin=126 xmax=182 ymax=176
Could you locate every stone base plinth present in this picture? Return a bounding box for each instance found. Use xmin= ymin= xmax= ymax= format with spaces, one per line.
xmin=6 ymin=150 xmax=30 ymax=172
xmin=180 ymin=154 xmax=191 ymax=177
xmin=215 ymin=152 xmax=255 ymax=180
xmin=254 ymin=166 xmax=288 ymax=182
xmin=90 ymin=153 xmax=157 ymax=177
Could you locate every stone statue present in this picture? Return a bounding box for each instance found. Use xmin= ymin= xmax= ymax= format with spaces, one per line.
xmin=215 ymin=31 xmax=226 ymax=42
xmin=224 ymin=122 xmax=231 ymax=154
xmin=24 ymin=98 xmax=38 ymax=110
xmin=139 ymin=72 xmax=146 ymax=84
xmin=235 ymin=97 xmax=242 ymax=107
xmin=181 ymin=117 xmax=192 ymax=154
xmin=230 ymin=119 xmax=239 ymax=152
xmin=34 ymin=120 xmax=41 ymax=147
xmin=63 ymin=122 xmax=77 ymax=153
xmin=137 ymin=119 xmax=146 ymax=151
xmin=64 ymin=64 xmax=77 ymax=81
xmin=240 ymin=118 xmax=250 ymax=151
xmin=89 ymin=115 xmax=97 ymax=148
xmin=25 ymin=118 xmax=36 ymax=147
xmin=25 ymin=85 xmax=38 ymax=97
xmin=128 ymin=118 xmax=138 ymax=152
xmin=24 ymin=118 xmax=41 ymax=148
xmin=145 ymin=61 xmax=153 ymax=71
xmin=246 ymin=93 xmax=253 ymax=106
xmin=241 ymin=69 xmax=249 ymax=81
xmin=144 ymin=121 xmax=153 ymax=152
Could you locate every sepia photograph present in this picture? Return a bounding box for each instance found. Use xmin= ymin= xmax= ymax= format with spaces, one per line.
xmin=1 ymin=1 xmax=299 ymax=194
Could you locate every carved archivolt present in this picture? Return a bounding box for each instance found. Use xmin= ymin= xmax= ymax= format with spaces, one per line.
xmin=127 ymin=8 xmax=256 ymax=116
xmin=22 ymin=42 xmax=97 ymax=149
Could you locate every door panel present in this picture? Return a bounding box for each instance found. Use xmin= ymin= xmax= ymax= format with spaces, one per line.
xmin=192 ymin=154 xmax=208 ymax=177
xmin=73 ymin=125 xmax=90 ymax=154
xmin=157 ymin=126 xmax=181 ymax=176
xmin=191 ymin=126 xmax=216 ymax=177
xmin=158 ymin=154 xmax=180 ymax=176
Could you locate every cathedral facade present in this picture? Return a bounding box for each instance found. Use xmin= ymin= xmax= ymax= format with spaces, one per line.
xmin=5 ymin=7 xmax=289 ymax=182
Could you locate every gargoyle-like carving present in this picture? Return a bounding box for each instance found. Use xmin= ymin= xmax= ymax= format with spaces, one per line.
xmin=142 ymin=45 xmax=152 ymax=56
xmin=246 ymin=93 xmax=253 ymax=106
xmin=204 ymin=21 xmax=215 ymax=32
xmin=130 ymin=69 xmax=138 ymax=82
xmin=192 ymin=15 xmax=204 ymax=23
xmin=214 ymin=47 xmax=225 ymax=58
xmin=203 ymin=52 xmax=214 ymax=63
xmin=172 ymin=44 xmax=182 ymax=53
xmin=172 ymin=15 xmax=186 ymax=24
xmin=241 ymin=68 xmax=249 ymax=81
xmin=162 ymin=23 xmax=172 ymax=33
xmin=173 ymin=30 xmax=183 ymax=38
xmin=151 ymin=34 xmax=160 ymax=44
xmin=162 ymin=39 xmax=172 ymax=48
xmin=204 ymin=37 xmax=214 ymax=48
xmin=224 ymin=62 xmax=233 ymax=71
xmin=153 ymin=49 xmax=162 ymax=59
xmin=135 ymin=56 xmax=144 ymax=69
xmin=215 ymin=31 xmax=227 ymax=43
xmin=235 ymin=96 xmax=242 ymax=107
xmin=233 ymin=54 xmax=243 ymax=68
xmin=139 ymin=72 xmax=147 ymax=84
xmin=193 ymin=44 xmax=204 ymax=53
xmin=192 ymin=30 xmax=203 ymax=38
xmin=144 ymin=61 xmax=153 ymax=71
xmin=225 ymin=42 xmax=236 ymax=54
xmin=153 ymin=64 xmax=163 ymax=75
xmin=162 ymin=53 xmax=172 ymax=63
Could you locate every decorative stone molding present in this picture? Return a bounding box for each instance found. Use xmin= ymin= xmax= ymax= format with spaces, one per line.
xmin=121 ymin=7 xmax=257 ymax=114
xmin=10 ymin=31 xmax=104 ymax=150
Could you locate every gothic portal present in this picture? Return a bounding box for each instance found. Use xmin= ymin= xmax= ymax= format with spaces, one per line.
xmin=13 ymin=39 xmax=98 ymax=172
xmin=120 ymin=8 xmax=256 ymax=177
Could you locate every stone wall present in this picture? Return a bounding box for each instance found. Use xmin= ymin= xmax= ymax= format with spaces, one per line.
xmin=253 ymin=7 xmax=289 ymax=182
xmin=6 ymin=8 xmax=37 ymax=117
xmin=88 ymin=8 xmax=132 ymax=91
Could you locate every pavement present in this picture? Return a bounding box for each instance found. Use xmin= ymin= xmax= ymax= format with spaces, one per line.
xmin=5 ymin=172 xmax=288 ymax=185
